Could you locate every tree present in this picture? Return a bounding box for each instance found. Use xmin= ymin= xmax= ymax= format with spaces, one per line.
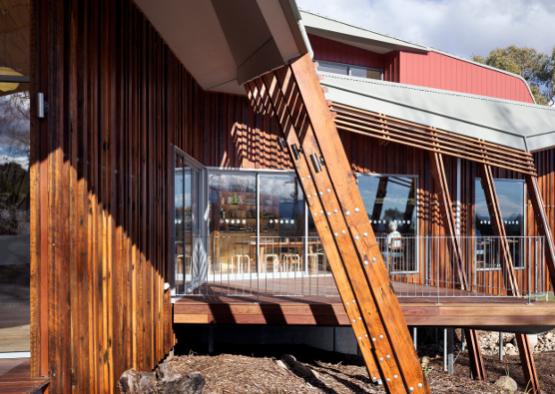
xmin=473 ymin=46 xmax=554 ymax=105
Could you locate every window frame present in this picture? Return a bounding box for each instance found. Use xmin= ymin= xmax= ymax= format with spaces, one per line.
xmin=356 ymin=172 xmax=420 ymax=275
xmin=474 ymin=178 xmax=527 ymax=272
xmin=316 ymin=59 xmax=384 ymax=81
xmin=206 ymin=167 xmax=306 ymax=275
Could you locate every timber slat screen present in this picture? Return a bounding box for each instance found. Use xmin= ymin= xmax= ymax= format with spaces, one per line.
xmin=430 ymin=152 xmax=486 ymax=380
xmin=246 ymin=54 xmax=430 ymax=393
xmin=331 ymin=103 xmax=537 ymax=176
xmin=479 ymin=165 xmax=540 ymax=393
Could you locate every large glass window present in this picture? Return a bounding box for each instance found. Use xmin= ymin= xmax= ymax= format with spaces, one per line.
xmin=259 ymin=173 xmax=305 ymax=273
xmin=208 ymin=171 xmax=257 ymax=276
xmin=0 ymin=0 xmax=30 ymax=355
xmin=357 ymin=174 xmax=418 ymax=273
xmin=475 ymin=178 xmax=525 ymax=269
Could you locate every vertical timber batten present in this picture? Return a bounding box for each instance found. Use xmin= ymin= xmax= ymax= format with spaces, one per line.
xmin=479 ymin=164 xmax=540 ymax=394
xmin=430 ymin=152 xmax=486 ymax=381
xmin=247 ymin=54 xmax=430 ymax=393
xmin=525 ymin=175 xmax=555 ymax=291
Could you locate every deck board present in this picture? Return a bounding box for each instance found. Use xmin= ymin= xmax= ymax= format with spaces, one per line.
xmin=174 ymin=279 xmax=555 ymax=331
xmin=0 ymin=359 xmax=49 ymax=394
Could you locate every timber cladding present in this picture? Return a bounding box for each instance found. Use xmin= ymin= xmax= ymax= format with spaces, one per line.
xmin=30 ymin=0 xmax=278 ymax=392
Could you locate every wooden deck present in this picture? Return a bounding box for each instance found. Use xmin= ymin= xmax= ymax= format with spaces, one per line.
xmin=174 ymin=279 xmax=555 ymax=332
xmin=0 ymin=359 xmax=48 ymax=394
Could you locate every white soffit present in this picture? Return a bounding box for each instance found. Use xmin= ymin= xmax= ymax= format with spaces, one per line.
xmin=300 ymin=10 xmax=428 ymax=55
xmin=134 ymin=0 xmax=308 ymax=95
xmin=321 ymin=73 xmax=555 ymax=152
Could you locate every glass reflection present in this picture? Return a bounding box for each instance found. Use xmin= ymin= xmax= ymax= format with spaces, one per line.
xmin=475 ymin=178 xmax=525 ymax=269
xmin=259 ymin=173 xmax=305 ymax=273
xmin=0 ymin=90 xmax=30 ymax=352
xmin=357 ymin=174 xmax=417 ymax=272
xmin=208 ymin=172 xmax=257 ymax=275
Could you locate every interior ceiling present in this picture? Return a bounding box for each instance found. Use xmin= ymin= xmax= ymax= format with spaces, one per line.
xmin=0 ymin=0 xmax=30 ymax=95
xmin=0 ymin=0 xmax=29 ymax=75
xmin=134 ymin=0 xmax=307 ymax=96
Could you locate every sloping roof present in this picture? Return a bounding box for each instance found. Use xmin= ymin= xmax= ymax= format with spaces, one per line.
xmin=300 ymin=10 xmax=533 ymax=95
xmin=300 ymin=10 xmax=427 ymax=54
xmin=135 ymin=0 xmax=309 ymax=95
xmin=320 ymin=73 xmax=555 ymax=152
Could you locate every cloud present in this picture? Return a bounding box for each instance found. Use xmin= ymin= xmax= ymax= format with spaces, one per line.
xmin=297 ymin=0 xmax=555 ymax=58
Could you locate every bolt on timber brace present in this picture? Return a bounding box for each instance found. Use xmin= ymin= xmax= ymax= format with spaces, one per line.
xmin=479 ymin=164 xmax=541 ymax=394
xmin=430 ymin=151 xmax=487 ymax=380
xmin=245 ymin=54 xmax=430 ymax=394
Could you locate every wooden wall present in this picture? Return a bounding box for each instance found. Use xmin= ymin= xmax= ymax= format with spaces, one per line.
xmin=343 ymin=132 xmax=555 ymax=293
xmin=30 ymin=0 xmax=554 ymax=391
xmin=31 ymin=0 xmax=279 ymax=392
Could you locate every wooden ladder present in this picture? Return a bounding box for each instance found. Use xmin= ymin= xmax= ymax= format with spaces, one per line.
xmin=246 ymin=54 xmax=430 ymax=393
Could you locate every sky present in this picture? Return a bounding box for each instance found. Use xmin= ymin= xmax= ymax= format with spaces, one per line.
xmin=296 ymin=0 xmax=555 ymax=59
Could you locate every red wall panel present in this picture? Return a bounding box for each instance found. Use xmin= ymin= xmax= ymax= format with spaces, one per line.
xmin=309 ymin=34 xmax=534 ymax=103
xmin=399 ymin=51 xmax=534 ymax=103
xmin=310 ymin=34 xmax=385 ymax=69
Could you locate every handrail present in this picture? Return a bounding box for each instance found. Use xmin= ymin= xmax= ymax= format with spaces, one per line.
xmin=173 ymin=234 xmax=547 ymax=300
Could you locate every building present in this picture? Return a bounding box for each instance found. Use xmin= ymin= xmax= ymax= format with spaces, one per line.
xmin=0 ymin=0 xmax=554 ymax=393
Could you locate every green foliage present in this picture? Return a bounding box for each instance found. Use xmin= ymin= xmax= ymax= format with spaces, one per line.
xmin=473 ymin=46 xmax=554 ymax=105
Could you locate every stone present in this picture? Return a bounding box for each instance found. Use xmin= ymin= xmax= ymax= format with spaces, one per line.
xmin=421 ymin=356 xmax=430 ymax=369
xmin=119 ymin=369 xmax=141 ymax=393
xmin=120 ymin=366 xmax=204 ymax=394
xmin=138 ymin=373 xmax=157 ymax=394
xmin=527 ymin=334 xmax=538 ymax=350
xmin=505 ymin=343 xmax=518 ymax=356
xmin=159 ymin=372 xmax=205 ymax=394
xmin=156 ymin=360 xmax=181 ymax=382
xmin=494 ymin=375 xmax=518 ymax=393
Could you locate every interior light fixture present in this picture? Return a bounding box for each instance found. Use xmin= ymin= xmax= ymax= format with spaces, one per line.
xmin=0 ymin=66 xmax=23 ymax=92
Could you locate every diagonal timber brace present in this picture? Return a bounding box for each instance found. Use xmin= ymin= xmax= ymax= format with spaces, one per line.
xmin=430 ymin=152 xmax=486 ymax=380
xmin=246 ymin=54 xmax=430 ymax=393
xmin=479 ymin=164 xmax=540 ymax=394
xmin=525 ymin=175 xmax=555 ymax=292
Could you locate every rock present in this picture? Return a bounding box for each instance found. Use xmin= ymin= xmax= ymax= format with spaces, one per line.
xmin=421 ymin=356 xmax=430 ymax=369
xmin=494 ymin=375 xmax=518 ymax=393
xmin=120 ymin=366 xmax=204 ymax=394
xmin=138 ymin=373 xmax=157 ymax=394
xmin=528 ymin=334 xmax=538 ymax=350
xmin=119 ymin=369 xmax=157 ymax=393
xmin=156 ymin=360 xmax=181 ymax=382
xmin=119 ymin=369 xmax=142 ymax=393
xmin=505 ymin=343 xmax=518 ymax=356
xmin=159 ymin=372 xmax=204 ymax=394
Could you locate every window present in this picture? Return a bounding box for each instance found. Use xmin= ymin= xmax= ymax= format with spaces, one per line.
xmin=0 ymin=0 xmax=30 ymax=355
xmin=259 ymin=173 xmax=305 ymax=273
xmin=357 ymin=174 xmax=418 ymax=273
xmin=174 ymin=149 xmax=205 ymax=293
xmin=317 ymin=60 xmax=383 ymax=80
xmin=207 ymin=171 xmax=257 ymax=275
xmin=475 ymin=178 xmax=525 ymax=269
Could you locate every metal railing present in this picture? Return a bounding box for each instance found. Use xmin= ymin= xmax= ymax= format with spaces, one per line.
xmin=174 ymin=234 xmax=548 ymax=301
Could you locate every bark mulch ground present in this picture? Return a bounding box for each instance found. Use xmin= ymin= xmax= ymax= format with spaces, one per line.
xmin=162 ymin=348 xmax=555 ymax=393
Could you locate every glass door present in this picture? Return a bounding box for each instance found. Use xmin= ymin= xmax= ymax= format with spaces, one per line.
xmin=174 ymin=148 xmax=206 ymax=293
xmin=0 ymin=0 xmax=31 ymax=357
